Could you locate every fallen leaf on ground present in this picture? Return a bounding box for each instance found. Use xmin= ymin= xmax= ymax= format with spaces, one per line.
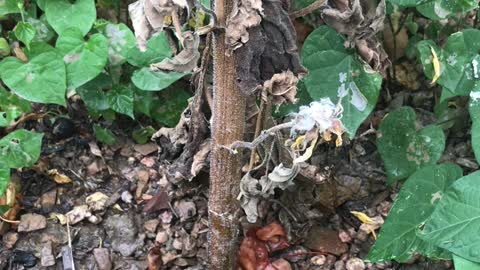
xmin=48 ymin=169 xmax=72 ymax=184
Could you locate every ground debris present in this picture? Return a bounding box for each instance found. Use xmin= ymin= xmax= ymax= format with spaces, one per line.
xmin=18 ymin=213 xmax=47 ymax=232
xmin=304 ymin=227 xmax=348 ymax=256
xmin=93 ymin=248 xmax=112 ymax=270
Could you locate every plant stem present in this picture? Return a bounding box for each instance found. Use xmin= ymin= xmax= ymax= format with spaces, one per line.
xmin=208 ymin=0 xmax=246 ymax=267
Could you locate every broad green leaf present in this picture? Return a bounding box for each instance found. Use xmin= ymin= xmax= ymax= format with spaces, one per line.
xmin=0 ymin=38 xmax=10 ymax=57
xmin=469 ymin=90 xmax=480 ymax=164
xmin=132 ymin=126 xmax=156 ymax=144
xmin=377 ymin=107 xmax=445 ymax=183
xmin=417 ymin=30 xmax=480 ymax=97
xmin=368 ymin=164 xmax=462 ymax=262
xmin=454 ymin=254 xmax=480 ymax=270
xmin=301 ymin=26 xmax=382 ymax=137
xmin=97 ymin=22 xmax=136 ymax=66
xmin=389 ymin=0 xmax=477 ymax=20
xmin=14 ymin=22 xmax=35 ymax=49
xmin=56 ymin=28 xmax=108 ymax=89
xmin=0 ymin=0 xmax=21 ymax=16
xmin=0 ymin=129 xmax=43 ymax=168
xmin=24 ymin=42 xmax=57 ymax=59
xmin=275 ymin=80 xmax=313 ymax=117
xmin=151 ymin=87 xmax=190 ymax=127
xmin=106 ymin=85 xmax=134 ymax=119
xmin=126 ymin=32 xmax=172 ymax=67
xmin=36 ymin=0 xmax=45 ymax=10
xmin=76 ymin=73 xmax=111 ymax=111
xmin=0 ymin=161 xmax=9 ymax=196
xmin=134 ymin=89 xmax=156 ymax=117
xmin=419 ymin=170 xmax=480 ymax=263
xmin=132 ymin=68 xmax=186 ymax=91
xmin=0 ymin=52 xmax=66 ymax=105
xmin=0 ymin=86 xmax=31 ymax=127
xmin=93 ymin=124 xmax=117 ymax=145
xmin=292 ymin=0 xmax=315 ymax=11
xmin=27 ymin=16 xmax=55 ymax=42
xmin=45 ymin=0 xmax=95 ymax=36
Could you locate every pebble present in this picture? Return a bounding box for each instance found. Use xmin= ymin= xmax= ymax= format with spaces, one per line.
xmin=3 ymin=232 xmax=18 ymax=249
xmin=93 ymin=248 xmax=112 ymax=270
xmin=86 ymin=192 xmax=109 ymax=212
xmin=174 ymin=200 xmax=197 ymax=222
xmin=310 ymin=255 xmax=326 ymax=266
xmin=304 ymin=227 xmax=348 ymax=255
xmin=339 ymin=230 xmax=352 ymax=243
xmin=40 ymin=241 xmax=55 ymax=267
xmin=346 ymin=258 xmax=365 ymax=270
xmin=155 ymin=231 xmax=169 ymax=244
xmin=335 ymin=261 xmax=346 ymax=270
xmin=144 ymin=219 xmax=160 ymax=234
xmin=18 ymin=213 xmax=47 ymax=232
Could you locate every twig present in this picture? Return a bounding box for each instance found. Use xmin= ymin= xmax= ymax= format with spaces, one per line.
xmin=223 ymin=122 xmax=294 ymax=153
xmin=289 ymin=0 xmax=327 ymax=19
xmin=0 ymin=215 xmax=20 ymax=224
xmin=248 ymin=92 xmax=266 ymax=170
xmin=171 ymin=10 xmax=184 ymax=45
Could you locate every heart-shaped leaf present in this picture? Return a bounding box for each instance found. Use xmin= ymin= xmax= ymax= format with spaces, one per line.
xmin=0 ymin=0 xmax=21 ymax=16
xmin=76 ymin=73 xmax=111 ymax=111
xmin=127 ymin=32 xmax=172 ymax=67
xmin=453 ymin=255 xmax=480 ymax=270
xmin=417 ymin=30 xmax=480 ymax=98
xmin=0 ymin=52 xmax=67 ymax=105
xmin=419 ymin=170 xmax=480 ymax=263
xmin=377 ymin=107 xmax=445 ymax=183
xmin=469 ymin=90 xmax=480 ymax=164
xmin=27 ymin=16 xmax=55 ymax=43
xmin=93 ymin=124 xmax=117 ymax=145
xmin=14 ymin=22 xmax=36 ymax=49
xmin=368 ymin=163 xmax=462 ymax=262
xmin=0 ymin=86 xmax=31 ymax=127
xmin=97 ymin=22 xmax=136 ymax=66
xmin=389 ymin=0 xmax=477 ymax=20
xmin=107 ymin=85 xmax=134 ymax=119
xmin=0 ymin=129 xmax=43 ymax=169
xmin=131 ymin=68 xmax=186 ymax=91
xmin=301 ymin=26 xmax=382 ymax=137
xmin=151 ymin=87 xmax=191 ymax=127
xmin=56 ymin=28 xmax=108 ymax=89
xmin=45 ymin=0 xmax=96 ymax=36
xmin=0 ymin=161 xmax=9 ymax=196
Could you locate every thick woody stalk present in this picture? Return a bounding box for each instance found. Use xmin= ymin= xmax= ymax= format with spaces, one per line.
xmin=207 ymin=0 xmax=246 ymax=268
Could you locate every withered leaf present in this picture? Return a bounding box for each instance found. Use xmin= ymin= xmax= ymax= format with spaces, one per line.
xmin=225 ymin=0 xmax=263 ymax=54
xmin=150 ymin=31 xmax=200 ymax=73
xmin=263 ymin=70 xmax=302 ymax=111
xmin=143 ymin=189 xmax=170 ymax=213
xmin=147 ymin=246 xmax=162 ymax=270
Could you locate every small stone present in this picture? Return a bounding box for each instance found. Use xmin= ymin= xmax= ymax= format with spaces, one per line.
xmin=18 ymin=213 xmax=47 ymax=232
xmin=3 ymin=232 xmax=18 ymax=249
xmin=310 ymin=255 xmax=326 ymax=266
xmin=335 ymin=261 xmax=346 ymax=270
xmin=269 ymin=258 xmax=292 ymax=270
xmin=155 ymin=231 xmax=169 ymax=244
xmin=87 ymin=161 xmax=101 ymax=175
xmin=144 ymin=219 xmax=160 ymax=233
xmin=40 ymin=241 xmax=55 ymax=267
xmin=141 ymin=157 xmax=156 ymax=167
xmin=86 ymin=192 xmax=109 ymax=212
xmin=93 ymin=248 xmax=112 ymax=270
xmin=174 ymin=200 xmax=196 ymax=222
xmin=162 ymin=251 xmax=178 ymax=264
xmin=172 ymin=238 xmax=183 ymax=250
xmin=66 ymin=205 xmax=91 ymax=225
xmin=121 ymin=191 xmax=133 ymax=204
xmin=304 ymin=227 xmax=348 ymax=256
xmin=346 ymin=258 xmax=365 ymax=270
xmin=134 ymin=143 xmax=158 ymax=156
xmin=339 ymin=230 xmax=352 ymax=243
xmin=38 ymin=189 xmax=57 ymax=210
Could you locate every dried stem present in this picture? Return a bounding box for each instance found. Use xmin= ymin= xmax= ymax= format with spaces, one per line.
xmin=226 ymin=122 xmax=294 ymax=152
xmin=289 ymin=0 xmax=327 ymax=19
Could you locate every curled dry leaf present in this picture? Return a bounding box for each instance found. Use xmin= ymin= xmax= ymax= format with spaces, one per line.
xmin=263 ymin=70 xmax=302 ymax=111
xmin=190 ymin=139 xmax=211 ymax=177
xmin=225 ymin=0 xmax=263 ymax=54
xmin=143 ymin=189 xmax=170 ymax=213
xmin=129 ymin=0 xmax=152 ymax=52
xmin=151 ymin=31 xmax=200 ymax=72
xmin=47 ymin=169 xmax=72 ymax=184
xmin=147 ymin=246 xmax=163 ymax=270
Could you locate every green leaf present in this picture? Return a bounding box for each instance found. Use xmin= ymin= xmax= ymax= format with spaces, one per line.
xmin=132 ymin=126 xmax=156 ymax=144
xmin=76 ymin=73 xmax=111 ymax=111
xmin=274 ymin=80 xmax=313 ymax=118
xmin=0 ymin=0 xmax=22 ymax=16
xmin=106 ymin=85 xmax=134 ymax=119
xmin=0 ymin=52 xmax=66 ymax=105
xmin=0 ymin=129 xmax=43 ymax=168
xmin=27 ymin=16 xmax=55 ymax=43
xmin=377 ymin=107 xmax=445 ymax=183
xmin=97 ymin=22 xmax=136 ymax=66
xmin=24 ymin=42 xmax=57 ymax=59
xmin=0 ymin=37 xmax=10 ymax=57
xmin=134 ymin=89 xmax=155 ymax=117
xmin=417 ymin=30 xmax=480 ymax=97
xmin=389 ymin=0 xmax=477 ymax=20
xmin=301 ymin=26 xmax=382 ymax=137
xmin=454 ymin=254 xmax=480 ymax=270
xmin=419 ymin=170 xmax=480 ymax=263
xmin=132 ymin=68 xmax=186 ymax=91
xmin=469 ymin=90 xmax=480 ymax=164
xmin=126 ymin=32 xmax=172 ymax=67
xmin=14 ymin=22 xmax=35 ymax=49
xmin=93 ymin=124 xmax=117 ymax=145
xmin=45 ymin=0 xmax=96 ymax=36
xmin=368 ymin=163 xmax=462 ymax=262
xmin=151 ymin=87 xmax=191 ymax=127
xmin=0 ymin=161 xmax=9 ymax=196
xmin=0 ymin=86 xmax=31 ymax=127
xmin=56 ymin=28 xmax=108 ymax=89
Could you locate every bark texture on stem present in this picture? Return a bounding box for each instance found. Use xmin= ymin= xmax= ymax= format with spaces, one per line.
xmin=208 ymin=0 xmax=246 ymax=268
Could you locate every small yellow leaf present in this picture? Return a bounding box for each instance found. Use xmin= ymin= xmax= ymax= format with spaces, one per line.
xmin=50 ymin=212 xmax=67 ymax=225
xmin=350 ymin=211 xmax=374 ymax=224
xmin=48 ymin=169 xmax=72 ymax=184
xmin=293 ymin=137 xmax=318 ymax=163
xmin=430 ymin=46 xmax=440 ymax=84
xmin=291 ymin=135 xmax=306 ymax=150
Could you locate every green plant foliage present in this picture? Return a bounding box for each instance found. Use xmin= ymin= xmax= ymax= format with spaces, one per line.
xmin=56 ymin=27 xmax=108 ymax=89
xmin=454 ymin=254 xmax=480 ymax=270
xmin=132 ymin=68 xmax=186 ymax=91
xmin=0 ymin=129 xmax=43 ymax=169
xmin=45 ymin=0 xmax=96 ymax=36
xmin=96 ymin=21 xmax=136 ymax=66
xmin=417 ymin=29 xmax=480 ymax=99
xmin=151 ymin=87 xmax=191 ymax=127
xmin=132 ymin=126 xmax=156 ymax=144
xmin=27 ymin=16 xmax=55 ymax=43
xmin=389 ymin=0 xmax=478 ymax=20
xmin=0 ymin=51 xmax=66 ymax=105
xmin=301 ymin=25 xmax=382 ymax=137
xmin=0 ymin=0 xmax=21 ymax=16
xmin=377 ymin=107 xmax=445 ymax=183
xmin=469 ymin=90 xmax=480 ymax=164
xmin=0 ymin=161 xmax=9 ymax=196
xmin=126 ymin=32 xmax=172 ymax=67
xmin=106 ymin=85 xmax=134 ymax=119
xmin=93 ymin=124 xmax=117 ymax=145
xmin=368 ymin=164 xmax=462 ymax=262
xmin=14 ymin=21 xmax=35 ymax=49
xmin=0 ymin=86 xmax=31 ymax=127
xmin=24 ymin=41 xmax=56 ymax=58
xmin=0 ymin=37 xmax=10 ymax=57
xmin=419 ymin=170 xmax=480 ymax=263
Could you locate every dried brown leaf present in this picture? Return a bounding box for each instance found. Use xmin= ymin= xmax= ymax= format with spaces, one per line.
xmin=129 ymin=0 xmax=153 ymax=52
xmin=190 ymin=139 xmax=211 ymax=177
xmin=263 ymin=70 xmax=301 ymax=110
xmin=150 ymin=31 xmax=200 ymax=72
xmin=143 ymin=190 xmax=170 ymax=213
xmin=255 ymin=222 xmax=286 ymax=242
xmin=147 ymin=246 xmax=163 ymax=270
xmin=48 ymin=169 xmax=72 ymax=184
xmin=225 ymin=0 xmax=263 ymax=54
